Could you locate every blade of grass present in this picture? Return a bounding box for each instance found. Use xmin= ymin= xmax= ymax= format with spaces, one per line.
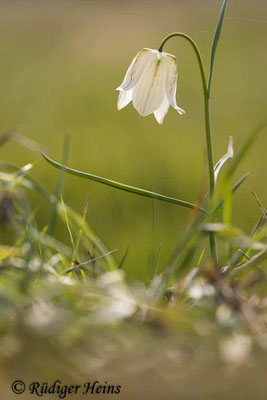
xmin=233 ymin=191 xmax=267 ymax=264
xmin=156 ymin=174 xmax=247 ymax=298
xmin=72 ymin=196 xmax=90 ymax=263
xmin=231 ymin=249 xmax=267 ymax=275
xmin=48 ymin=135 xmax=70 ymax=235
xmin=41 ymin=152 xmax=206 ymax=212
xmin=223 ymin=178 xmax=232 ymax=225
xmin=0 ymin=161 xmax=118 ymax=270
xmin=197 ymin=247 xmax=206 ymax=266
xmin=152 ymin=243 xmax=162 ymax=279
xmin=250 ymin=189 xmax=267 ymax=214
xmin=153 ymin=214 xmax=204 ymax=301
xmin=225 ymin=120 xmax=267 ymax=180
xmin=230 ymin=214 xmax=266 ymax=268
xmin=32 ymin=229 xmax=73 ymax=257
xmin=210 ymin=173 xmax=249 ymax=216
xmin=203 ymin=223 xmax=267 ymax=251
xmin=208 ymin=0 xmax=229 ymax=95
xmin=154 ymin=174 xmax=253 ymax=300
xmin=64 ymin=249 xmax=118 ymax=274
xmin=60 ymin=193 xmax=74 ymax=248
xmin=0 ymin=130 xmax=42 ymax=152
xmin=118 ymin=245 xmax=130 ymax=269
xmin=214 ymin=136 xmax=233 ymax=183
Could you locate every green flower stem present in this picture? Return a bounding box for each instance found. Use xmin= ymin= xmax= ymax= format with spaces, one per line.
xmin=159 ymin=32 xmax=218 ymax=264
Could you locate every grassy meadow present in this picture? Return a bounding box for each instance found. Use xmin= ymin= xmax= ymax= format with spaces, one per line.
xmin=1 ymin=0 xmax=266 ymax=279
xmin=1 ymin=0 xmax=267 ymax=398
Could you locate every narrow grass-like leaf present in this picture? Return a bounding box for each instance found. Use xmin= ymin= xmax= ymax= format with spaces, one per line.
xmin=197 ymin=247 xmax=206 ymax=266
xmin=154 ymin=213 xmax=205 ymax=300
xmin=72 ymin=196 xmax=90 ymax=263
xmin=0 ymin=161 xmax=18 ymax=171
xmin=203 ymin=223 xmax=243 ymax=237
xmin=204 ymin=223 xmax=267 ymax=251
xmin=152 ymin=243 xmax=162 ymax=279
xmin=232 ymin=249 xmax=267 ymax=275
xmin=153 ymin=172 xmax=249 ymax=299
xmin=118 ymin=245 xmax=130 ymax=270
xmin=14 ymin=163 xmax=33 ymax=178
xmin=250 ymin=189 xmax=267 ymax=214
xmin=48 ymin=135 xmax=70 ymax=235
xmin=60 ymin=193 xmax=75 ymax=248
xmin=210 ymin=173 xmax=249 ymax=216
xmin=238 ymin=249 xmax=251 ymax=261
xmin=64 ymin=249 xmax=118 ymax=274
xmin=212 ymin=122 xmax=266 ymax=213
xmin=230 ymin=213 xmax=266 ymax=268
xmin=223 ymin=178 xmax=232 ymax=225
xmin=32 ymin=229 xmax=73 ymax=257
xmin=41 ymin=152 xmax=205 ymax=212
xmin=225 ymin=121 xmax=267 ymax=180
xmin=208 ymin=0 xmax=229 ymax=95
xmin=214 ymin=136 xmax=233 ymax=183
xmin=0 ymin=130 xmax=42 ymax=152
xmin=0 ymin=161 xmax=117 ymax=270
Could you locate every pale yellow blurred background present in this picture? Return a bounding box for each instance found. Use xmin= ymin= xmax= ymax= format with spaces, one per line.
xmin=1 ymin=0 xmax=267 ymax=279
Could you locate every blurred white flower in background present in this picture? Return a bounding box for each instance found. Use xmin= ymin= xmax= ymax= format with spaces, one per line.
xmin=188 ymin=280 xmax=215 ymax=301
xmin=220 ymin=334 xmax=252 ymax=365
xmin=24 ymin=299 xmax=57 ymax=328
xmin=94 ymin=270 xmax=137 ymax=324
xmin=117 ymin=48 xmax=185 ymax=124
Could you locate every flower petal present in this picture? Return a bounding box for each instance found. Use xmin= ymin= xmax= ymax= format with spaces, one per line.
xmin=117 ymin=48 xmax=155 ymax=92
xmin=117 ymin=89 xmax=132 ymax=110
xmin=164 ymin=52 xmax=185 ymax=115
xmin=132 ymin=52 xmax=168 ymax=117
xmin=154 ymin=96 xmax=170 ymax=124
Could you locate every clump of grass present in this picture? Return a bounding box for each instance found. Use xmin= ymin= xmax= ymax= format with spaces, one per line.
xmin=0 ymin=139 xmax=266 ymax=400
xmin=1 ymin=0 xmax=267 ymax=397
xmin=1 ymin=121 xmax=267 ymax=349
xmin=1 ymin=127 xmax=267 ymax=398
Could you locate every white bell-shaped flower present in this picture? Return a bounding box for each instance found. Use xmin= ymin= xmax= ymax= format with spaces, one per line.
xmin=116 ymin=48 xmax=185 ymax=124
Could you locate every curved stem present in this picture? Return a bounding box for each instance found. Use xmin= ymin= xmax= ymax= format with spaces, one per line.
xmin=159 ymin=32 xmax=217 ymax=263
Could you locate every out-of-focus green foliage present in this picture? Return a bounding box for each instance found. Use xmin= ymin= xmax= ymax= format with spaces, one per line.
xmin=0 ymin=0 xmax=267 ymax=279
xmin=1 ymin=151 xmax=267 ymax=399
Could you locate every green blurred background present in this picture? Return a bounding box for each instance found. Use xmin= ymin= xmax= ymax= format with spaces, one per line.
xmin=1 ymin=0 xmax=267 ymax=280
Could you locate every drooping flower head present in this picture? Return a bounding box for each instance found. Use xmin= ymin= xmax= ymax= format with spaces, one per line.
xmin=116 ymin=48 xmax=185 ymax=124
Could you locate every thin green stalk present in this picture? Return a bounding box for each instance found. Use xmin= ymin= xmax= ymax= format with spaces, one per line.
xmin=158 ymin=33 xmax=217 ymax=264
